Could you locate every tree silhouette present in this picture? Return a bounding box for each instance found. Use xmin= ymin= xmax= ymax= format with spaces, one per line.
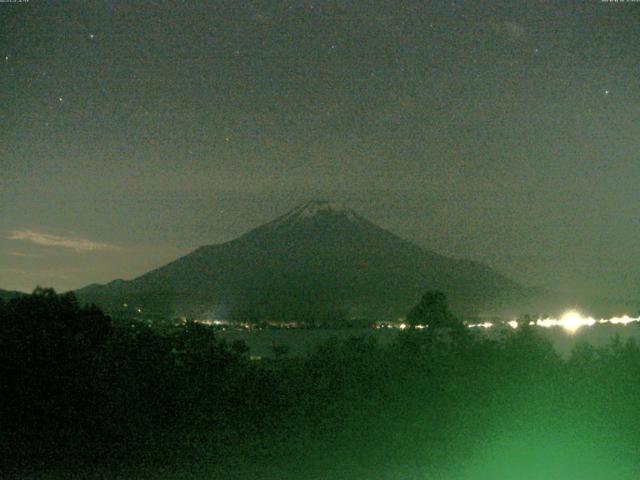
xmin=272 ymin=343 xmax=291 ymax=359
xmin=406 ymin=290 xmax=460 ymax=328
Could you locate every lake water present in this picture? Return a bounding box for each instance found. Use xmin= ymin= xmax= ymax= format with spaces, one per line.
xmin=216 ymin=323 xmax=640 ymax=358
xmin=217 ymin=327 xmax=395 ymax=358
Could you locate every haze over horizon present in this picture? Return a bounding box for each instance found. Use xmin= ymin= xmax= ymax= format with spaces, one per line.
xmin=3 ymin=1 xmax=639 ymax=299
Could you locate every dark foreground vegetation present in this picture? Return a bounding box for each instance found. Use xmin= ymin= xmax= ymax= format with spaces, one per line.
xmin=3 ymin=289 xmax=640 ymax=479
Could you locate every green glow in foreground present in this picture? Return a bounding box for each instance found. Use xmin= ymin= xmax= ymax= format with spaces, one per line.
xmin=439 ymin=423 xmax=640 ymax=480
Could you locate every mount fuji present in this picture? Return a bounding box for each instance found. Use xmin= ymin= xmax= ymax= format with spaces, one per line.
xmin=76 ymin=201 xmax=524 ymax=322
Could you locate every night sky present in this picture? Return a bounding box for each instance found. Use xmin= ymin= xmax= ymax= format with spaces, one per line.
xmin=2 ymin=1 xmax=639 ymax=298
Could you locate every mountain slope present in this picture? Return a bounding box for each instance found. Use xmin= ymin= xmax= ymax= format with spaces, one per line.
xmin=77 ymin=201 xmax=524 ymax=321
xmin=0 ymin=289 xmax=27 ymax=302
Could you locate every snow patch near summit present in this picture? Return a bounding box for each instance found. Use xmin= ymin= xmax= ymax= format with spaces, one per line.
xmin=267 ymin=201 xmax=358 ymax=229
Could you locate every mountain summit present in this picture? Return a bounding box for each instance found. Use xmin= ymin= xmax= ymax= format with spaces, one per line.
xmin=242 ymin=200 xmax=380 ymax=244
xmin=270 ymin=200 xmax=357 ymax=223
xmin=77 ymin=202 xmax=523 ymax=321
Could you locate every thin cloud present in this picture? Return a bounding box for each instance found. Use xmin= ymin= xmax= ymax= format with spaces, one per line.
xmin=7 ymin=251 xmax=40 ymax=257
xmin=7 ymin=230 xmax=120 ymax=252
xmin=504 ymin=21 xmax=525 ymax=40
xmin=488 ymin=19 xmax=526 ymax=42
xmin=0 ymin=268 xmax=71 ymax=279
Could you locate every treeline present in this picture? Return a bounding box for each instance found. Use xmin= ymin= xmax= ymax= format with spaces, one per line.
xmin=2 ymin=289 xmax=640 ymax=479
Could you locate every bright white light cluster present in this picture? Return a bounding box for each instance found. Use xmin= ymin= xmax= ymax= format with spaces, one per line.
xmin=536 ymin=310 xmax=596 ymax=333
xmin=534 ymin=310 xmax=640 ymax=334
xmin=468 ymin=310 xmax=640 ymax=334
xmin=468 ymin=322 xmax=494 ymax=329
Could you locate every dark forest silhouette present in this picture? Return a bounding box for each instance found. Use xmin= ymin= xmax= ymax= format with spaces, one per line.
xmin=2 ymin=289 xmax=640 ymax=479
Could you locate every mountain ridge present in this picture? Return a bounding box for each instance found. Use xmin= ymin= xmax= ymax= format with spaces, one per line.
xmin=76 ymin=201 xmax=525 ymax=321
xmin=0 ymin=289 xmax=27 ymax=302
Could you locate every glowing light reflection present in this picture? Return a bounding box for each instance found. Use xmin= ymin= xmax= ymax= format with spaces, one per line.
xmin=495 ymin=310 xmax=640 ymax=334
xmin=535 ymin=310 xmax=596 ymax=333
xmin=468 ymin=322 xmax=493 ymax=329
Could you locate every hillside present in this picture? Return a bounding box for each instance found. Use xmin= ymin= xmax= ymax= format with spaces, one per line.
xmin=0 ymin=289 xmax=26 ymax=302
xmin=77 ymin=201 xmax=525 ymax=321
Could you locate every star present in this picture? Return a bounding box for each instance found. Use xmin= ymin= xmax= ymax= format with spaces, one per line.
xmin=89 ymin=34 xmax=95 ymax=39
xmin=4 ymin=55 xmax=8 ymax=61
xmin=58 ymin=97 xmax=63 ymax=102
xmin=604 ymin=89 xmax=610 ymax=96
